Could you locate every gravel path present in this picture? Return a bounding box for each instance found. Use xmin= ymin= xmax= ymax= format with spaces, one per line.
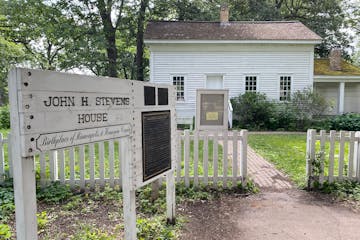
xmin=179 ymin=145 xmax=360 ymax=240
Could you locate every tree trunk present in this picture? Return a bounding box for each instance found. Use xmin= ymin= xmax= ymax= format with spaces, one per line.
xmin=97 ymin=0 xmax=118 ymax=77
xmin=136 ymin=0 xmax=149 ymax=81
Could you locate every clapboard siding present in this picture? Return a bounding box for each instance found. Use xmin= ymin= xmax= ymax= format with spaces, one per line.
xmin=149 ymin=43 xmax=314 ymax=122
xmin=345 ymin=83 xmax=360 ymax=113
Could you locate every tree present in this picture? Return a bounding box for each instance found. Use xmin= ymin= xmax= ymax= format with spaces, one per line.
xmin=4 ymin=0 xmax=85 ymax=71
xmin=136 ymin=0 xmax=149 ymax=81
xmin=0 ymin=12 xmax=24 ymax=105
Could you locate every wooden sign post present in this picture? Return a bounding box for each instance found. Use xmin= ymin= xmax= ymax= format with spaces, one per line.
xmin=9 ymin=68 xmax=176 ymax=240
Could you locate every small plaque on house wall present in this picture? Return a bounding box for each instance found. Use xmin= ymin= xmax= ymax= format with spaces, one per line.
xmin=196 ymin=89 xmax=229 ymax=131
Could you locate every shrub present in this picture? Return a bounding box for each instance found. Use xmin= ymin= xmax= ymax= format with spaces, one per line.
xmin=327 ymin=113 xmax=360 ymax=131
xmin=0 ymin=105 xmax=10 ymax=129
xmin=288 ymin=88 xmax=330 ymax=130
xmin=231 ymin=92 xmax=275 ymax=130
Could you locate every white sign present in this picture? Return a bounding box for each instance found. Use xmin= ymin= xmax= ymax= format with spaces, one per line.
xmin=35 ymin=124 xmax=131 ymax=152
xmin=9 ymin=68 xmax=177 ymax=240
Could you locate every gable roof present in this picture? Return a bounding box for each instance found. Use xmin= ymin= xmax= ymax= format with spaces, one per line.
xmin=144 ymin=21 xmax=321 ymax=42
xmin=314 ymin=59 xmax=360 ymax=76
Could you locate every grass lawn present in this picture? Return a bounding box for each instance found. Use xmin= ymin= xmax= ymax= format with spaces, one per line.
xmin=248 ymin=133 xmax=352 ymax=188
xmin=248 ymin=134 xmax=308 ymax=187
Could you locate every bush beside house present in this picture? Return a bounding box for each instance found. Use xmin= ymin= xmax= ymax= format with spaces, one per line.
xmin=230 ymin=89 xmax=352 ymax=131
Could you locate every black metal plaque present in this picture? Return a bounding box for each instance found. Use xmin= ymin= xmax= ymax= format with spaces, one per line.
xmin=158 ymin=88 xmax=168 ymax=105
xmin=144 ymin=86 xmax=155 ymax=105
xmin=142 ymin=111 xmax=171 ymax=181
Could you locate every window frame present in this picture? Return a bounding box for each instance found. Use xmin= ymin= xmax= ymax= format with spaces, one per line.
xmin=279 ymin=75 xmax=292 ymax=102
xmin=244 ymin=75 xmax=258 ymax=93
xmin=171 ymin=75 xmax=186 ymax=102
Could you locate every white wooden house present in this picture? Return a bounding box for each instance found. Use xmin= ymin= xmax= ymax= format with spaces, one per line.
xmin=144 ymin=7 xmax=322 ymax=124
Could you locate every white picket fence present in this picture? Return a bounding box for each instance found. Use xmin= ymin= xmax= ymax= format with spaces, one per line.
xmin=0 ymin=130 xmax=248 ymax=189
xmin=178 ymin=130 xmax=248 ymax=188
xmin=306 ymin=129 xmax=360 ymax=187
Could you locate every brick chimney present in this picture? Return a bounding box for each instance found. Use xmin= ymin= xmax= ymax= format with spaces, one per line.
xmin=220 ymin=4 xmax=229 ymax=24
xmin=329 ymin=49 xmax=342 ymax=71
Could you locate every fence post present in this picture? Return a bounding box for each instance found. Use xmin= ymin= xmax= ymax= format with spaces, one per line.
xmin=240 ymin=130 xmax=248 ymax=187
xmin=306 ymin=129 xmax=316 ymax=189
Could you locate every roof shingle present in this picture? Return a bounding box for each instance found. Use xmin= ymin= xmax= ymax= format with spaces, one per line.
xmin=144 ymin=21 xmax=321 ymax=41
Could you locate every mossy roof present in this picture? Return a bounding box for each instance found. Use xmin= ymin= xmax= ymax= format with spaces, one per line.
xmin=314 ymin=59 xmax=360 ymax=76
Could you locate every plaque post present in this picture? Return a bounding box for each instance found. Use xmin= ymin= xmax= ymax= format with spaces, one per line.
xmin=166 ymin=169 xmax=176 ymax=224
xmin=9 ymin=69 xmax=38 ymax=240
xmin=121 ymin=137 xmax=136 ymax=240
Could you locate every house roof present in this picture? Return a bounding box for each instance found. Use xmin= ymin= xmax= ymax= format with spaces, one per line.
xmin=144 ymin=21 xmax=321 ymax=42
xmin=314 ymin=59 xmax=360 ymax=76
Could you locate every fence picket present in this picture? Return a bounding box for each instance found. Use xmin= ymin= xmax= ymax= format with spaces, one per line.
xmin=213 ymin=131 xmax=218 ymax=187
xmin=89 ymin=143 xmax=95 ymax=188
xmin=338 ymin=131 xmax=346 ymax=180
xmin=0 ymin=134 xmax=4 ymax=183
xmin=109 ymin=140 xmax=115 ymax=187
xmin=328 ymin=130 xmax=336 ymax=183
xmin=58 ymin=149 xmax=65 ymax=183
xmin=193 ymin=131 xmax=199 ymax=187
xmin=49 ymin=151 xmax=58 ymax=182
xmin=319 ymin=130 xmax=326 ymax=184
xmin=99 ymin=141 xmax=105 ymax=187
xmin=176 ymin=133 xmax=182 ymax=183
xmin=203 ymin=131 xmax=209 ymax=185
xmin=232 ymin=130 xmax=238 ymax=187
xmin=39 ymin=152 xmax=46 ymax=187
xmin=348 ymin=132 xmax=355 ymax=178
xmin=184 ymin=130 xmax=190 ymax=187
xmin=69 ymin=147 xmax=75 ymax=187
xmin=356 ymin=132 xmax=360 ymax=181
xmin=223 ymin=130 xmax=228 ymax=187
xmin=240 ymin=130 xmax=248 ymax=186
xmin=79 ymin=145 xmax=85 ymax=189
xmin=117 ymin=139 xmax=122 ymax=187
xmin=7 ymin=134 xmax=13 ymax=178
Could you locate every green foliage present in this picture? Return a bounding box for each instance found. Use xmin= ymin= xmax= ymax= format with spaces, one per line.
xmin=231 ymin=92 xmax=276 ymax=130
xmin=71 ymin=224 xmax=115 ymax=240
xmin=0 ymin=180 xmax=14 ymax=222
xmin=0 ymin=105 xmax=10 ymax=129
xmin=327 ymin=113 xmax=360 ymax=131
xmin=137 ymin=216 xmax=177 ymax=240
xmin=315 ymin=180 xmax=360 ymax=201
xmin=37 ymin=211 xmax=48 ymax=230
xmin=310 ymin=151 xmax=324 ymax=177
xmin=231 ymin=89 xmax=331 ymax=131
xmin=0 ymin=224 xmax=12 ymax=239
xmin=289 ymin=88 xmax=330 ymax=128
xmin=36 ymin=182 xmax=73 ymax=204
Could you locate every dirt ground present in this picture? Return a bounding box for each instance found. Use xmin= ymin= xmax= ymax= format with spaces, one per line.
xmin=179 ymin=189 xmax=360 ymax=240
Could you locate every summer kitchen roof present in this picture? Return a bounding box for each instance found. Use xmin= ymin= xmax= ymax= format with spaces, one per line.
xmin=144 ymin=21 xmax=322 ymax=42
xmin=314 ymin=59 xmax=360 ymax=76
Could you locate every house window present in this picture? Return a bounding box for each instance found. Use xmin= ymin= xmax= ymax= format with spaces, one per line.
xmin=245 ymin=76 xmax=257 ymax=92
xmin=172 ymin=76 xmax=185 ymax=101
xmin=280 ymin=76 xmax=291 ymax=101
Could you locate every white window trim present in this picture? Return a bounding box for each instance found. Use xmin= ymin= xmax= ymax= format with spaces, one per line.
xmin=171 ymin=74 xmax=186 ymax=102
xmin=278 ymin=74 xmax=293 ymax=101
xmin=244 ymin=74 xmax=260 ymax=93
